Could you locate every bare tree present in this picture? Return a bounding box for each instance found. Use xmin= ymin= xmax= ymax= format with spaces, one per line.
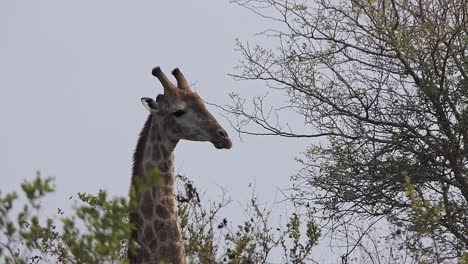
xmin=226 ymin=0 xmax=467 ymax=262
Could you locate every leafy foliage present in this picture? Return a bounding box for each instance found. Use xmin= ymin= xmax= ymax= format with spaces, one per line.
xmin=177 ymin=175 xmax=320 ymax=264
xmin=0 ymin=172 xmax=131 ymax=264
xmin=0 ymin=173 xmax=319 ymax=263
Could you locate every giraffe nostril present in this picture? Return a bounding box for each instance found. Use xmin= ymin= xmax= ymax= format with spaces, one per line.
xmin=217 ymin=129 xmax=228 ymax=138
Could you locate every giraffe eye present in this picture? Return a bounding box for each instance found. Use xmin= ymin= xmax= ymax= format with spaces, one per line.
xmin=172 ymin=110 xmax=186 ymax=117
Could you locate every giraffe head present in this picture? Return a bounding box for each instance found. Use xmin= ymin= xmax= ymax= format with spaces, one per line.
xmin=141 ymin=67 xmax=232 ymax=149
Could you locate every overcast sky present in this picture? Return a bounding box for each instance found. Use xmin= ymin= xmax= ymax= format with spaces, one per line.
xmin=1 ymin=0 xmax=321 ymax=260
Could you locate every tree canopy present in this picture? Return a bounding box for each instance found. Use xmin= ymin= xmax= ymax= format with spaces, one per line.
xmin=226 ymin=0 xmax=467 ymax=262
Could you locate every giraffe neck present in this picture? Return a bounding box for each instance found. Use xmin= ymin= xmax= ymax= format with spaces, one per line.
xmin=130 ymin=114 xmax=186 ymax=264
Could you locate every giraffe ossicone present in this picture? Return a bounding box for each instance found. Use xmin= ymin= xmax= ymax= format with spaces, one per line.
xmin=129 ymin=67 xmax=231 ymax=264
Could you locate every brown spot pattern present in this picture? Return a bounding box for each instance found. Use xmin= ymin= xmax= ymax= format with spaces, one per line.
xmin=139 ymin=190 xmax=153 ymax=219
xmin=153 ymin=220 xmax=164 ymax=231
xmin=151 ymin=147 xmax=160 ymax=161
xmin=158 ymin=245 xmax=169 ymax=258
xmin=158 ymin=230 xmax=168 ymax=242
xmin=159 ymin=145 xmax=168 ymax=158
xmin=156 ymin=204 xmax=170 ymax=219
xmin=144 ymin=224 xmax=155 ymax=242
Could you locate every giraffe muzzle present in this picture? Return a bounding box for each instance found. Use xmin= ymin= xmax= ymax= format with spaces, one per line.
xmin=212 ymin=138 xmax=232 ymax=149
xmin=212 ymin=129 xmax=232 ymax=149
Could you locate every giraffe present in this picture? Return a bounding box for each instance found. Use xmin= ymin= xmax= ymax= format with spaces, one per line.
xmin=128 ymin=67 xmax=232 ymax=264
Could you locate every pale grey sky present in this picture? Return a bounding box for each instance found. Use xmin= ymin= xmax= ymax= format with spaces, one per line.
xmin=1 ymin=0 xmax=309 ymax=227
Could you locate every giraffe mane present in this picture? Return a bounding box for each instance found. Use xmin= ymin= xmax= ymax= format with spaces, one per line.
xmin=132 ymin=114 xmax=153 ymax=182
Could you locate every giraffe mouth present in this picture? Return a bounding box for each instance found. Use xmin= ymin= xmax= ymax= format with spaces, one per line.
xmin=212 ymin=138 xmax=232 ymax=149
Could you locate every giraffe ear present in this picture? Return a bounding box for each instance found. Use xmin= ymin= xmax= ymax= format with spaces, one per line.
xmin=141 ymin=97 xmax=158 ymax=112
